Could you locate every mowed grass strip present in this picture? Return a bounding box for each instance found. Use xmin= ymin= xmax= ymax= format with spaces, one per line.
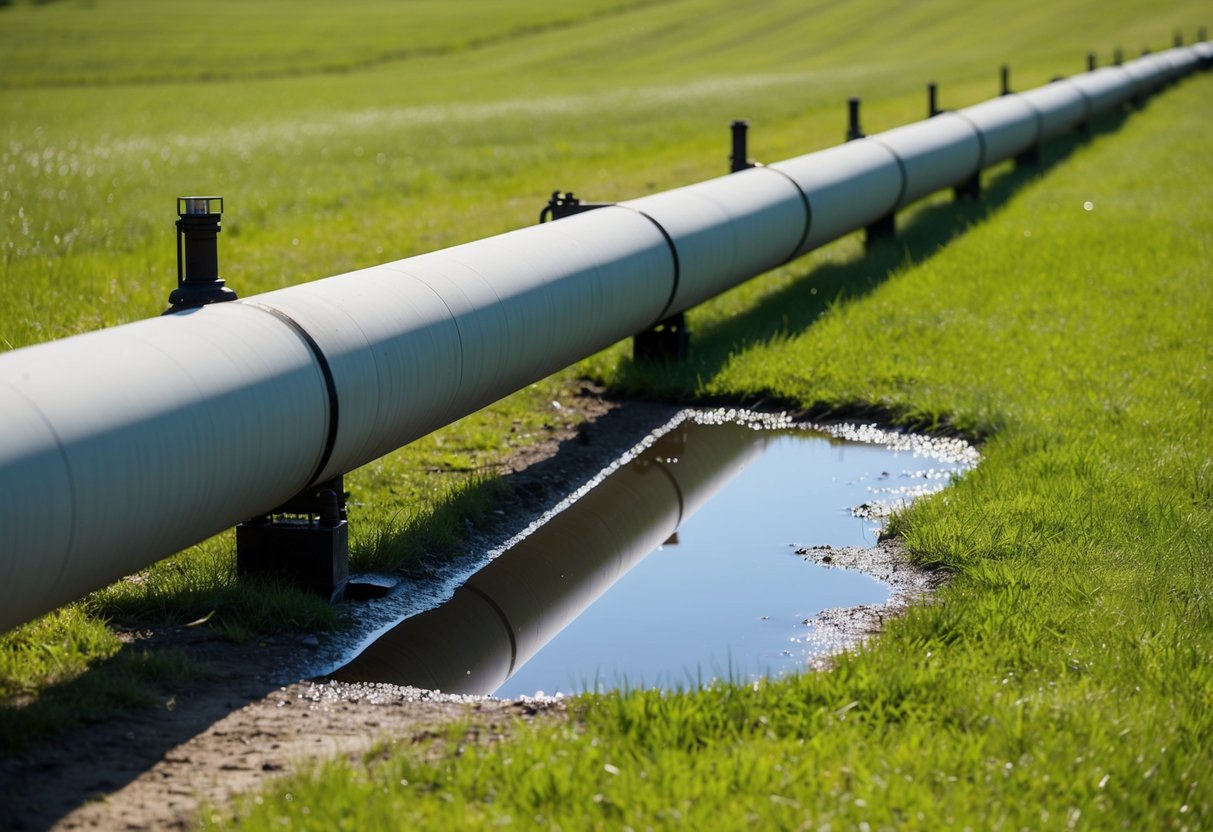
xmin=206 ymin=73 xmax=1213 ymax=830
xmin=0 ymin=0 xmax=651 ymax=88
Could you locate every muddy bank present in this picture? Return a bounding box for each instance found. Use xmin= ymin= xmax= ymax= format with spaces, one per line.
xmin=799 ymin=537 xmax=949 ymax=670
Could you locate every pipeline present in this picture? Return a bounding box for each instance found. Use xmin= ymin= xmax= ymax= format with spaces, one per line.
xmin=1 ymin=42 xmax=1209 ymax=634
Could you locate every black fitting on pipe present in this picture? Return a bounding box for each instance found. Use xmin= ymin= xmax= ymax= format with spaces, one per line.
xmin=166 ymin=196 xmax=237 ymax=312
xmin=1114 ymin=48 xmax=1123 ymax=66
xmin=539 ymin=191 xmax=614 ymax=223
xmin=1087 ymin=52 xmax=1097 ymax=72
xmin=729 ymin=120 xmax=755 ymax=173
xmin=845 ymin=97 xmax=865 ymax=142
xmin=928 ymin=82 xmax=940 ymax=117
xmin=1000 ymin=65 xmax=1012 ymax=96
xmin=1174 ymin=32 xmax=1183 ymax=47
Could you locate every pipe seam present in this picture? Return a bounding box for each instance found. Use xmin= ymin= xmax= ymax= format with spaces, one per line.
xmin=756 ymin=165 xmax=814 ymax=265
xmin=238 ymin=301 xmax=342 ymax=489
xmin=1016 ymin=93 xmax=1046 ymax=154
xmin=949 ymin=110 xmax=990 ymax=171
xmin=1066 ymin=78 xmax=1094 ymax=123
xmin=616 ymin=205 xmax=683 ymax=326
xmin=0 ymin=378 xmax=78 ymax=594
xmin=863 ymin=138 xmax=910 ymax=210
xmin=648 ymin=460 xmax=686 ymax=529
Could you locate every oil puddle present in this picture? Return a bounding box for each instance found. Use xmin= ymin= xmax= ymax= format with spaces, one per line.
xmin=331 ymin=410 xmax=977 ymax=697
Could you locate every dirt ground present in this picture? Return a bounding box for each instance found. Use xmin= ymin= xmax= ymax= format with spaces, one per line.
xmin=0 ymin=391 xmax=947 ymax=831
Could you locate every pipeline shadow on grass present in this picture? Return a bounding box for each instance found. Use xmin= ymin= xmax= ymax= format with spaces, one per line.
xmin=0 ymin=640 xmax=253 ymax=828
xmin=609 ymin=107 xmax=1132 ymax=399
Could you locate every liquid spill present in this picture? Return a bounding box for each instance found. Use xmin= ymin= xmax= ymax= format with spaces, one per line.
xmin=330 ymin=410 xmax=978 ymax=697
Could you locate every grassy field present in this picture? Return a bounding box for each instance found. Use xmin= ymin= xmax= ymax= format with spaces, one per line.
xmin=210 ymin=75 xmax=1213 ymax=830
xmin=2 ymin=0 xmax=1212 ymax=826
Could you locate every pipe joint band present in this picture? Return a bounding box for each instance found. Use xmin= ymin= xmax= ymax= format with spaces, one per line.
xmin=240 ymin=302 xmax=341 ymax=488
xmin=617 ymin=205 xmax=683 ymax=325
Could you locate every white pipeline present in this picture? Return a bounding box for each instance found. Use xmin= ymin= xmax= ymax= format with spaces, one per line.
xmin=0 ymin=44 xmax=1207 ymax=633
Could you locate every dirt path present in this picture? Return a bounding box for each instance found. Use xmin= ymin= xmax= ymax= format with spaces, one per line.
xmin=2 ymin=394 xmax=680 ymax=830
xmin=33 ymin=679 xmax=561 ymax=831
xmin=1 ymin=394 xmax=947 ymax=831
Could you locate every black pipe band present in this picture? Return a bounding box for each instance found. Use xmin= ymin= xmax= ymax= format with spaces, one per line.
xmin=618 ymin=206 xmax=684 ymax=326
xmin=949 ymin=110 xmax=990 ymax=172
xmin=758 ymin=165 xmax=814 ymax=263
xmin=865 ymin=138 xmax=910 ymax=210
xmin=240 ymin=302 xmax=341 ymax=488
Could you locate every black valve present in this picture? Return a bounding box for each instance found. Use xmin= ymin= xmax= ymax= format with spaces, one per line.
xmin=166 ymin=196 xmax=237 ymax=312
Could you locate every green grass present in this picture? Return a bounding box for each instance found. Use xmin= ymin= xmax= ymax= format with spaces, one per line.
xmin=0 ymin=0 xmax=653 ymax=87
xmin=2 ymin=0 xmax=1211 ymax=826
xmin=207 ymin=71 xmax=1213 ymax=830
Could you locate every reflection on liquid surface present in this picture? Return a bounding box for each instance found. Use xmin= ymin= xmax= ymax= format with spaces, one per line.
xmin=331 ymin=412 xmax=977 ymax=697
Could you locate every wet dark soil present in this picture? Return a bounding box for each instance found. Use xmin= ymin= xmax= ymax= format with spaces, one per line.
xmin=0 ymin=388 xmax=947 ymax=831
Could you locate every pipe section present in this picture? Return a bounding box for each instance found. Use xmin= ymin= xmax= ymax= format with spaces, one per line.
xmin=250 ymin=208 xmax=675 ymax=482
xmin=0 ymin=42 xmax=1207 ymax=634
xmin=1070 ymin=66 xmax=1136 ymax=116
xmin=867 ymin=113 xmax=984 ymax=207
xmin=768 ymin=140 xmax=903 ymax=254
xmin=954 ymin=95 xmax=1041 ymax=168
xmin=0 ymin=307 xmax=330 ymax=630
xmin=1019 ymin=80 xmax=1089 ymax=141
xmin=620 ymin=167 xmax=808 ymax=315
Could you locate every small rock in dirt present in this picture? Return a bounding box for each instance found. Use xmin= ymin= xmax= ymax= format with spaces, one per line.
xmin=300 ymin=635 xmax=321 ymax=648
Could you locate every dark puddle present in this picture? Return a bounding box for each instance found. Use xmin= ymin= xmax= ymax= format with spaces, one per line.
xmin=330 ymin=410 xmax=977 ymax=697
